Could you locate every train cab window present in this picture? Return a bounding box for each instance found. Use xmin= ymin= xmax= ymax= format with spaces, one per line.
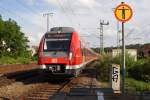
xmin=43 ymin=33 xmax=72 ymax=57
xmin=44 ymin=39 xmax=70 ymax=51
xmin=44 ymin=33 xmax=72 ymax=51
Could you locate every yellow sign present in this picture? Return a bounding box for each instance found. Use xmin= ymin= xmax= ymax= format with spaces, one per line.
xmin=114 ymin=3 xmax=133 ymax=22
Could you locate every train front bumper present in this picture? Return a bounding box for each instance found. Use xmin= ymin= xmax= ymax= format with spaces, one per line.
xmin=39 ymin=63 xmax=84 ymax=76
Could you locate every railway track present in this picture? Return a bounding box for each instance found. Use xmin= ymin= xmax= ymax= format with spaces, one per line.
xmin=5 ymin=70 xmax=39 ymax=81
xmin=18 ymin=68 xmax=97 ymax=100
xmin=20 ymin=78 xmax=72 ymax=100
xmin=0 ymin=76 xmax=15 ymax=87
xmin=25 ymin=84 xmax=63 ymax=100
xmin=0 ymin=69 xmax=39 ymax=88
xmin=0 ymin=61 xmax=98 ymax=100
xmin=0 ymin=63 xmax=38 ymax=74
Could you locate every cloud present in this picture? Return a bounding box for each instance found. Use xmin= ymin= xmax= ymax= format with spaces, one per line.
xmin=76 ymin=0 xmax=100 ymax=9
xmin=44 ymin=0 xmax=58 ymax=6
xmin=2 ymin=0 xmax=149 ymax=47
xmin=23 ymin=0 xmax=36 ymax=6
xmin=44 ymin=0 xmax=101 ymax=15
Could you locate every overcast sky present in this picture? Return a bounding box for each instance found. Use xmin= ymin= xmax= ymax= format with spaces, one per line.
xmin=0 ymin=0 xmax=150 ymax=47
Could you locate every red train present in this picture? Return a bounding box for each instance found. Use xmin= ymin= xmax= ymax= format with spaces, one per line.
xmin=38 ymin=27 xmax=98 ymax=76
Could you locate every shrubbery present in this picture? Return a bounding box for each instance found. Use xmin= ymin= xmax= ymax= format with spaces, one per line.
xmin=32 ymin=51 xmax=38 ymax=61
xmin=128 ymin=58 xmax=150 ymax=82
xmin=97 ymin=53 xmax=135 ymax=81
xmin=97 ymin=53 xmax=150 ymax=91
xmin=125 ymin=78 xmax=150 ymax=92
xmin=112 ymin=53 xmax=135 ymax=70
xmin=98 ymin=53 xmax=150 ymax=81
xmin=96 ymin=53 xmax=112 ymax=81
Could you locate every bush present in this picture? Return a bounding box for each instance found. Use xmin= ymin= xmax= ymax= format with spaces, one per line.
xmin=128 ymin=58 xmax=150 ymax=82
xmin=96 ymin=53 xmax=134 ymax=82
xmin=32 ymin=53 xmax=38 ymax=61
xmin=97 ymin=52 xmax=150 ymax=85
xmin=112 ymin=53 xmax=135 ymax=70
xmin=125 ymin=78 xmax=150 ymax=92
xmin=96 ymin=53 xmax=112 ymax=81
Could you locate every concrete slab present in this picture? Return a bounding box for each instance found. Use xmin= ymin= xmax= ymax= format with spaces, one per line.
xmin=49 ymin=88 xmax=150 ymax=100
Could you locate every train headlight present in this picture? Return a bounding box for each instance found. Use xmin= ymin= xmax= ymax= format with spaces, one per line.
xmin=69 ymin=52 xmax=73 ymax=60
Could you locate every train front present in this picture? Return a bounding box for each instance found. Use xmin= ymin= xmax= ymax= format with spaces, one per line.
xmin=38 ymin=27 xmax=73 ymax=75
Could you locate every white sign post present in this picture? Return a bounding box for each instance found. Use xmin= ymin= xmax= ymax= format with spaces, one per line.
xmin=111 ymin=64 xmax=120 ymax=93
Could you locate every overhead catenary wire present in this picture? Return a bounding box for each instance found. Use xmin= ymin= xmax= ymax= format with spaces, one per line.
xmin=0 ymin=3 xmax=24 ymax=20
xmin=65 ymin=0 xmax=96 ymax=33
xmin=43 ymin=13 xmax=54 ymax=32
xmin=0 ymin=3 xmax=45 ymax=30
xmin=65 ymin=0 xmax=102 ymax=37
xmin=14 ymin=0 xmax=45 ymax=30
xmin=1 ymin=0 xmax=44 ymax=30
xmin=66 ymin=0 xmax=81 ymax=28
xmin=56 ymin=0 xmax=74 ymax=26
xmin=15 ymin=0 xmax=39 ymax=15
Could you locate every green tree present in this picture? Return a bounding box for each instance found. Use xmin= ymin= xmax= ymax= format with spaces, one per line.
xmin=0 ymin=15 xmax=5 ymax=55
xmin=0 ymin=16 xmax=30 ymax=58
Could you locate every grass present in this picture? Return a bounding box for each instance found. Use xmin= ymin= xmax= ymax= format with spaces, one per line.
xmin=125 ymin=78 xmax=150 ymax=92
xmin=0 ymin=56 xmax=32 ymax=64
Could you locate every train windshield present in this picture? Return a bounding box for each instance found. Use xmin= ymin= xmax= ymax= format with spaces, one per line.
xmin=43 ymin=33 xmax=72 ymax=57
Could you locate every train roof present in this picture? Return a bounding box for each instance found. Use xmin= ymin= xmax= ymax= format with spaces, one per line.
xmin=46 ymin=27 xmax=75 ymax=34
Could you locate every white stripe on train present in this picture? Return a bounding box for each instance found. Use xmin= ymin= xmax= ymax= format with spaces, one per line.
xmin=66 ymin=59 xmax=94 ymax=69
xmin=39 ymin=59 xmax=95 ymax=70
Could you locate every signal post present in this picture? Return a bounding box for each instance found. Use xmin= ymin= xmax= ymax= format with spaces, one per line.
xmin=114 ymin=2 xmax=133 ymax=94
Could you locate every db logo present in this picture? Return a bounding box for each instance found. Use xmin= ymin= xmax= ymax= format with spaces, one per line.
xmin=51 ymin=59 xmax=57 ymax=63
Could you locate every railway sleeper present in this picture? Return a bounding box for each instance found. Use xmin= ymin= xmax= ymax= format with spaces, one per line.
xmin=28 ymin=93 xmax=53 ymax=97
xmin=27 ymin=96 xmax=49 ymax=100
xmin=42 ymin=86 xmax=61 ymax=89
xmin=40 ymin=87 xmax=60 ymax=90
xmin=42 ymin=85 xmax=60 ymax=87
xmin=28 ymin=88 xmax=59 ymax=92
xmin=28 ymin=90 xmax=57 ymax=95
xmin=31 ymin=91 xmax=57 ymax=94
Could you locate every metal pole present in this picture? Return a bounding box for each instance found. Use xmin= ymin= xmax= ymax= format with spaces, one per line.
xmin=99 ymin=34 xmax=101 ymax=54
xmin=117 ymin=21 xmax=120 ymax=50
xmin=99 ymin=20 xmax=109 ymax=54
xmin=100 ymin=20 xmax=104 ymax=54
xmin=122 ymin=22 xmax=125 ymax=94
xmin=100 ymin=20 xmax=103 ymax=54
xmin=47 ymin=15 xmax=49 ymax=32
xmin=43 ymin=13 xmax=53 ymax=32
